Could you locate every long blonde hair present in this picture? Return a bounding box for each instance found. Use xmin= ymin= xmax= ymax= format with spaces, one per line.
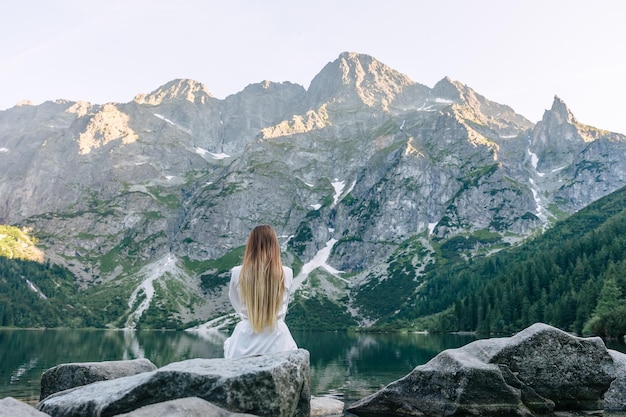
xmin=239 ymin=225 xmax=285 ymax=332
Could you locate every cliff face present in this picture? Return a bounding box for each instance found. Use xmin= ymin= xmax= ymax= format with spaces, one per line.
xmin=1 ymin=52 xmax=625 ymax=328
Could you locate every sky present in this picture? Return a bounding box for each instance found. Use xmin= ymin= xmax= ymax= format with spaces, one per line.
xmin=2 ymin=0 xmax=625 ymax=134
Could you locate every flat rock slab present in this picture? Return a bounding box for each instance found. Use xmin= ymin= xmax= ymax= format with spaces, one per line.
xmin=114 ymin=397 xmax=259 ymax=416
xmin=37 ymin=349 xmax=310 ymax=417
xmin=310 ymin=396 xmax=345 ymax=416
xmin=40 ymin=358 xmax=157 ymax=400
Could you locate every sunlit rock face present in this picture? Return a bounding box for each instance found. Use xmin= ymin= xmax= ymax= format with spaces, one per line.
xmin=2 ymin=52 xmax=626 ymax=328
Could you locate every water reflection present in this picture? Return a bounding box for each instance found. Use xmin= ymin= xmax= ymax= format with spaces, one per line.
xmin=1 ymin=329 xmax=624 ymax=406
xmin=0 ymin=329 xmax=224 ymax=403
xmin=293 ymin=331 xmax=480 ymax=403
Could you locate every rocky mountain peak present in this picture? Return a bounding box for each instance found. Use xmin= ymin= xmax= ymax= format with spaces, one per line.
xmin=306 ymin=51 xmax=414 ymax=109
xmin=534 ymin=95 xmax=581 ymax=139
xmin=528 ymin=95 xmax=589 ymax=172
xmin=544 ymin=95 xmax=579 ymax=126
xmin=430 ymin=77 xmax=533 ymax=136
xmin=238 ymin=80 xmax=305 ymax=97
xmin=133 ymin=79 xmax=214 ymax=106
xmin=431 ymin=76 xmax=462 ymax=102
xmin=528 ymin=95 xmax=626 ymax=176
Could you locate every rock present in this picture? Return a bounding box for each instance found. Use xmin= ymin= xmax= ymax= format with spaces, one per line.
xmin=113 ymin=397 xmax=258 ymax=416
xmin=605 ymin=349 xmax=626 ymax=412
xmin=348 ymin=348 xmax=551 ymax=417
xmin=348 ymin=323 xmax=618 ymax=417
xmin=40 ymin=358 xmax=157 ymax=401
xmin=310 ymin=396 xmax=344 ymax=416
xmin=37 ymin=349 xmax=310 ymax=417
xmin=463 ymin=323 xmax=615 ymax=410
xmin=0 ymin=397 xmax=51 ymax=417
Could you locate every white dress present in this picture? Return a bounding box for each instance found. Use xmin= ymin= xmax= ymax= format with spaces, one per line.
xmin=223 ymin=265 xmax=298 ymax=359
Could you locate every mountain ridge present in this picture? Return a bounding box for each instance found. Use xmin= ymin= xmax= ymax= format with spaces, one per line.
xmin=1 ymin=51 xmax=625 ymax=330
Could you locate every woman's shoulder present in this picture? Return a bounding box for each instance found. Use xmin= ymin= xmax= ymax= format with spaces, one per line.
xmin=282 ymin=266 xmax=293 ymax=280
xmin=231 ymin=265 xmax=242 ymax=280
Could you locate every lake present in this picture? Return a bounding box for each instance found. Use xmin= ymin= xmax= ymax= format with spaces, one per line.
xmin=1 ymin=329 xmax=624 ymax=409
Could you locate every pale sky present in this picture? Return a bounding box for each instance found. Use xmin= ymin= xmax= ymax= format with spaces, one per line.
xmin=2 ymin=0 xmax=625 ymax=134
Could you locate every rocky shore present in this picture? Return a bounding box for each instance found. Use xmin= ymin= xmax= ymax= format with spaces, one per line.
xmin=348 ymin=323 xmax=626 ymax=417
xmin=0 ymin=323 xmax=625 ymax=417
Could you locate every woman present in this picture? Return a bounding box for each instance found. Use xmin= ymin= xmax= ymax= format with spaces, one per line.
xmin=223 ymin=225 xmax=298 ymax=359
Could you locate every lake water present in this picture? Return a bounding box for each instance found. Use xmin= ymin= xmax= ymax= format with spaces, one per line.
xmin=0 ymin=329 xmax=478 ymax=405
xmin=1 ymin=329 xmax=624 ymax=410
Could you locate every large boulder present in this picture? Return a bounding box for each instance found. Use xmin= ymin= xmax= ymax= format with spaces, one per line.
xmin=0 ymin=397 xmax=50 ymax=417
xmin=463 ymin=323 xmax=615 ymax=410
xmin=348 ymin=323 xmax=617 ymax=417
xmin=347 ymin=348 xmax=552 ymax=417
xmin=37 ymin=349 xmax=310 ymax=417
xmin=605 ymin=349 xmax=626 ymax=412
xmin=113 ymin=397 xmax=258 ymax=416
xmin=40 ymin=358 xmax=157 ymax=400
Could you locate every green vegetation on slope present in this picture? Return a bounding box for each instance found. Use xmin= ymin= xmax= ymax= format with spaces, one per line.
xmin=5 ymin=180 xmax=626 ymax=336
xmin=0 ymin=256 xmax=94 ymax=328
xmin=287 ymin=293 xmax=357 ymax=331
xmin=385 ymin=185 xmax=626 ymax=337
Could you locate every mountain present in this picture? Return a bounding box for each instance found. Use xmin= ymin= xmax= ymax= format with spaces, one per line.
xmin=1 ymin=51 xmax=625 ymax=330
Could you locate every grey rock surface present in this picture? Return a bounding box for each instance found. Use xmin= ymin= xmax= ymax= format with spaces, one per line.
xmin=40 ymin=358 xmax=157 ymax=401
xmin=605 ymin=349 xmax=626 ymax=412
xmin=0 ymin=397 xmax=51 ymax=417
xmin=310 ymin=396 xmax=345 ymax=416
xmin=464 ymin=323 xmax=615 ymax=410
xmin=347 ymin=323 xmax=618 ymax=417
xmin=113 ymin=397 xmax=259 ymax=417
xmin=347 ymin=347 xmax=550 ymax=417
xmin=37 ymin=349 xmax=310 ymax=417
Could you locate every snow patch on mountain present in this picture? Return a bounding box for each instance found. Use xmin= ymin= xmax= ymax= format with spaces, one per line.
xmin=331 ymin=179 xmax=356 ymax=206
xmin=194 ymin=146 xmax=230 ymax=160
xmin=154 ymin=113 xmax=192 ymax=135
xmin=331 ymin=179 xmax=345 ymax=205
xmin=528 ymin=148 xmax=545 ymax=177
xmin=292 ymin=238 xmax=343 ymax=292
xmin=26 ymin=279 xmax=47 ymax=299
xmin=125 ymin=253 xmax=183 ymax=330
xmin=529 ymin=178 xmax=548 ymax=222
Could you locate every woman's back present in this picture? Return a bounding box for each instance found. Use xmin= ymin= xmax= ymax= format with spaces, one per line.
xmin=224 ymin=265 xmax=297 ymax=358
xmin=223 ymin=225 xmax=298 ymax=359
